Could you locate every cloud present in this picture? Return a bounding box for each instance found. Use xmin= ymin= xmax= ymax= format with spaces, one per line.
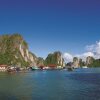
xmin=82 ymin=52 xmax=94 ymax=58
xmin=75 ymin=52 xmax=94 ymax=61
xmin=63 ymin=53 xmax=73 ymax=63
xmin=86 ymin=41 xmax=100 ymax=59
xmin=63 ymin=41 xmax=100 ymax=63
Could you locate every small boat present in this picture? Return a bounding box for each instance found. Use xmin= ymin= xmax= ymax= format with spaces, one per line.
xmin=7 ymin=66 xmax=16 ymax=72
xmin=7 ymin=68 xmax=16 ymax=72
xmin=82 ymin=66 xmax=88 ymax=68
xmin=67 ymin=67 xmax=73 ymax=71
xmin=30 ymin=66 xmax=39 ymax=70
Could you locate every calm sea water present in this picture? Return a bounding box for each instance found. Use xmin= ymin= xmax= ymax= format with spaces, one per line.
xmin=0 ymin=68 xmax=100 ymax=100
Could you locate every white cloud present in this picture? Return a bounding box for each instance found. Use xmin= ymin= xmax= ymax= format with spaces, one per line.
xmin=75 ymin=52 xmax=94 ymax=61
xmin=82 ymin=52 xmax=94 ymax=57
xmin=63 ymin=53 xmax=73 ymax=63
xmin=86 ymin=41 xmax=100 ymax=59
xmin=63 ymin=41 xmax=100 ymax=63
xmin=86 ymin=41 xmax=100 ymax=54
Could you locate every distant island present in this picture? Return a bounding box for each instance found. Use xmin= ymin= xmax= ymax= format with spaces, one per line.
xmin=0 ymin=33 xmax=100 ymax=72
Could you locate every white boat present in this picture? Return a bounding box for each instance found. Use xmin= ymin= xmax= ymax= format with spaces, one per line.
xmin=82 ymin=66 xmax=88 ymax=68
xmin=43 ymin=67 xmax=50 ymax=70
xmin=31 ymin=66 xmax=39 ymax=70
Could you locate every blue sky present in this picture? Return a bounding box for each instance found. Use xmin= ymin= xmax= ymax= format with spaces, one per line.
xmin=0 ymin=0 xmax=100 ymax=58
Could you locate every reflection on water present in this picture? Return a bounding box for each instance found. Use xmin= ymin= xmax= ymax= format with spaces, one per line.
xmin=0 ymin=68 xmax=100 ymax=100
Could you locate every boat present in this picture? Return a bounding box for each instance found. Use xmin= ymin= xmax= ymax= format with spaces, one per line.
xmin=43 ymin=67 xmax=50 ymax=70
xmin=67 ymin=67 xmax=74 ymax=71
xmin=82 ymin=66 xmax=88 ymax=68
xmin=30 ymin=66 xmax=39 ymax=70
xmin=7 ymin=67 xmax=16 ymax=72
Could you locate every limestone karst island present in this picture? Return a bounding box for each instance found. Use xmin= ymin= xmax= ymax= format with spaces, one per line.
xmin=0 ymin=34 xmax=100 ymax=72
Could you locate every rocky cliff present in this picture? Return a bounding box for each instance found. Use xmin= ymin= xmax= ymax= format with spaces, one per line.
xmin=0 ymin=34 xmax=37 ymax=67
xmin=37 ymin=57 xmax=44 ymax=67
xmin=72 ymin=57 xmax=80 ymax=68
xmin=45 ymin=51 xmax=65 ymax=67
xmin=86 ymin=56 xmax=94 ymax=66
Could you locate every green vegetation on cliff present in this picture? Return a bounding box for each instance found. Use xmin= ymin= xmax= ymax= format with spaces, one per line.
xmin=37 ymin=57 xmax=44 ymax=66
xmin=45 ymin=51 xmax=64 ymax=66
xmin=87 ymin=58 xmax=100 ymax=67
xmin=0 ymin=33 xmax=36 ymax=67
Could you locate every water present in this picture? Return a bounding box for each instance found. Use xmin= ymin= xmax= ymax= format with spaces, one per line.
xmin=0 ymin=68 xmax=100 ymax=100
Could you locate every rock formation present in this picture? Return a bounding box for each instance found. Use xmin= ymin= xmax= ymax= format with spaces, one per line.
xmin=72 ymin=57 xmax=79 ymax=68
xmin=37 ymin=57 xmax=44 ymax=67
xmin=0 ymin=34 xmax=37 ymax=67
xmin=45 ymin=51 xmax=65 ymax=67
xmin=86 ymin=56 xmax=94 ymax=66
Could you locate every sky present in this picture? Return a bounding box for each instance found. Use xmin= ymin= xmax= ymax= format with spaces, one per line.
xmin=0 ymin=0 xmax=100 ymax=60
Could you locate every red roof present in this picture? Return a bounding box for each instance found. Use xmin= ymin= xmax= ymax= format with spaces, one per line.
xmin=48 ymin=64 xmax=57 ymax=67
xmin=0 ymin=65 xmax=8 ymax=67
xmin=39 ymin=65 xmax=44 ymax=69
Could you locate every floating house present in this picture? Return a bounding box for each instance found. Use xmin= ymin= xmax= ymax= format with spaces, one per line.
xmin=0 ymin=65 xmax=8 ymax=71
xmin=48 ymin=64 xmax=57 ymax=69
